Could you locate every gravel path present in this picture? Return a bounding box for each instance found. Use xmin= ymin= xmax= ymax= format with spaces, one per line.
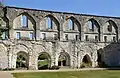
xmin=0 ymin=71 xmax=14 ymax=78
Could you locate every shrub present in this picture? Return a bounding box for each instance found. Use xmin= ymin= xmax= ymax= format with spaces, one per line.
xmin=49 ymin=65 xmax=60 ymax=70
xmin=3 ymin=68 xmax=15 ymax=71
xmin=38 ymin=65 xmax=49 ymax=70
xmin=80 ymin=63 xmax=92 ymax=68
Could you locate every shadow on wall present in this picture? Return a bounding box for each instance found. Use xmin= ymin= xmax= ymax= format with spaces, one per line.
xmin=98 ymin=41 xmax=120 ymax=68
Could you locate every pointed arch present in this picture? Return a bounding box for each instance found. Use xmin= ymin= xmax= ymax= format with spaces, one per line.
xmin=67 ymin=16 xmax=81 ymax=32
xmin=13 ymin=12 xmax=36 ymax=40
xmin=13 ymin=12 xmax=36 ymax=29
xmin=58 ymin=52 xmax=70 ymax=67
xmin=81 ymin=54 xmax=92 ymax=68
xmin=88 ymin=18 xmax=100 ymax=32
xmin=107 ymin=20 xmax=118 ymax=33
xmin=45 ymin=14 xmax=60 ymax=30
xmin=103 ymin=20 xmax=118 ymax=42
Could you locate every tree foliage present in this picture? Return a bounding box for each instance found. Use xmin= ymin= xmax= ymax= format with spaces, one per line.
xmin=0 ymin=1 xmax=4 ymax=6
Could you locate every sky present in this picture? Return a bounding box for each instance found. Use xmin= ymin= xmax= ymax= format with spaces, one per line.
xmin=3 ymin=0 xmax=120 ymax=17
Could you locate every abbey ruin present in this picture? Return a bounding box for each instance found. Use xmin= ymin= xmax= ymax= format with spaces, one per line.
xmin=0 ymin=6 xmax=120 ymax=70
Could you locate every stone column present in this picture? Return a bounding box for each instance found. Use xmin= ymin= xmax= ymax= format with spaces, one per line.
xmin=35 ymin=20 xmax=40 ymax=40
xmin=9 ymin=20 xmax=14 ymax=40
xmin=28 ymin=48 xmax=37 ymax=70
xmin=59 ymin=16 xmax=64 ymax=41
xmin=29 ymin=55 xmax=37 ymax=70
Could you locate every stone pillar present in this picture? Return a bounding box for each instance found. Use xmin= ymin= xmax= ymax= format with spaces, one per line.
xmin=59 ymin=16 xmax=64 ymax=41
xmin=9 ymin=21 xmax=14 ymax=40
xmin=28 ymin=51 xmax=37 ymax=70
xmin=100 ymin=25 xmax=103 ymax=42
xmin=55 ymin=54 xmax=59 ymax=66
xmin=77 ymin=52 xmax=81 ymax=68
xmin=35 ymin=21 xmax=40 ymax=40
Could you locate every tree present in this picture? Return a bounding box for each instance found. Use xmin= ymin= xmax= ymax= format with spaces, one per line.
xmin=0 ymin=1 xmax=4 ymax=7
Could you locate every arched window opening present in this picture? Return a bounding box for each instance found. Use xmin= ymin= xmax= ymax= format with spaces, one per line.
xmin=69 ymin=19 xmax=74 ymax=30
xmin=88 ymin=19 xmax=98 ymax=32
xmin=21 ymin=15 xmax=28 ymax=27
xmin=47 ymin=17 xmax=52 ymax=29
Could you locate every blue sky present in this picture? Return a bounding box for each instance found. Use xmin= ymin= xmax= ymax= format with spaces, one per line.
xmin=3 ymin=0 xmax=120 ymax=17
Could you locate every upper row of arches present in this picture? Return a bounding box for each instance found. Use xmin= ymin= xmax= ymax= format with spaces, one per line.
xmin=0 ymin=12 xmax=118 ymax=41
xmin=12 ymin=12 xmax=118 ymax=33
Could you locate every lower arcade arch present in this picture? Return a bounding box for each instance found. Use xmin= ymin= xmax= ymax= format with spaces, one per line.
xmin=81 ymin=54 xmax=92 ymax=68
xmin=37 ymin=52 xmax=51 ymax=70
xmin=58 ymin=52 xmax=70 ymax=67
xmin=16 ymin=52 xmax=29 ymax=69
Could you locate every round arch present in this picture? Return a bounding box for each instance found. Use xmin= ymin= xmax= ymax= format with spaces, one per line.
xmin=37 ymin=52 xmax=51 ymax=70
xmin=58 ymin=52 xmax=70 ymax=67
xmin=16 ymin=51 xmax=29 ymax=69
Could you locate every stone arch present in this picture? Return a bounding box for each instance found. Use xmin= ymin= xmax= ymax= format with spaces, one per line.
xmin=58 ymin=52 xmax=70 ymax=67
xmin=84 ymin=18 xmax=100 ymax=42
xmin=40 ymin=14 xmax=60 ymax=30
xmin=88 ymin=18 xmax=100 ymax=32
xmin=107 ymin=20 xmax=118 ymax=33
xmin=103 ymin=20 xmax=118 ymax=42
xmin=37 ymin=52 xmax=51 ymax=70
xmin=64 ymin=16 xmax=81 ymax=31
xmin=16 ymin=51 xmax=29 ymax=69
xmin=11 ymin=43 xmax=30 ymax=69
xmin=13 ymin=12 xmax=36 ymax=39
xmin=40 ymin=14 xmax=60 ymax=40
xmin=13 ymin=12 xmax=36 ymax=29
xmin=81 ymin=54 xmax=92 ymax=68
xmin=13 ymin=43 xmax=29 ymax=55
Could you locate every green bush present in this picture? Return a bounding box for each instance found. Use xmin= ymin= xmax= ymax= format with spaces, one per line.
xmin=80 ymin=62 xmax=92 ymax=68
xmin=38 ymin=65 xmax=48 ymax=70
xmin=49 ymin=65 xmax=60 ymax=70
xmin=2 ymin=68 xmax=15 ymax=71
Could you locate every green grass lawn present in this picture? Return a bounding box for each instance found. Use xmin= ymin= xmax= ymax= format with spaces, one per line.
xmin=12 ymin=70 xmax=120 ymax=78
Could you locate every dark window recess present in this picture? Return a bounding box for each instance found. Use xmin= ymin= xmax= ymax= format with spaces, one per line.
xmin=54 ymin=34 xmax=58 ymax=40
xmin=76 ymin=35 xmax=79 ymax=40
xmin=95 ymin=36 xmax=98 ymax=42
xmin=113 ymin=36 xmax=116 ymax=42
xmin=85 ymin=35 xmax=89 ymax=41
xmin=42 ymin=33 xmax=46 ymax=40
xmin=65 ymin=34 xmax=68 ymax=40
xmin=104 ymin=36 xmax=107 ymax=42
xmin=107 ymin=25 xmax=112 ymax=32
